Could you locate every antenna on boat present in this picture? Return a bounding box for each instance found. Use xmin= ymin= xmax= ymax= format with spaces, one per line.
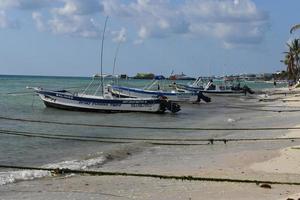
xmin=100 ymin=16 xmax=109 ymax=95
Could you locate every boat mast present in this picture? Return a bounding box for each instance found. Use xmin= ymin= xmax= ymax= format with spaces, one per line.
xmin=100 ymin=16 xmax=109 ymax=95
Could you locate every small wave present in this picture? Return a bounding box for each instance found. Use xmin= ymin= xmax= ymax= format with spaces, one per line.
xmin=0 ymin=155 xmax=107 ymax=186
xmin=43 ymin=155 xmax=107 ymax=170
xmin=0 ymin=170 xmax=51 ymax=186
xmin=0 ymin=143 xmax=148 ymax=186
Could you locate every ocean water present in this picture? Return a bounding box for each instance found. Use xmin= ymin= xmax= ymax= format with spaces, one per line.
xmin=0 ymin=75 xmax=287 ymax=185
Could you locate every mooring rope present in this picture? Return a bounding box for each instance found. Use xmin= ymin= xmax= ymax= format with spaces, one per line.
xmin=0 ymin=130 xmax=131 ymax=144
xmin=0 ymin=164 xmax=299 ymax=186
xmin=0 ymin=129 xmax=298 ymax=145
xmin=0 ymin=116 xmax=300 ymax=131
xmin=223 ymin=105 xmax=300 ymax=112
xmin=0 ymin=130 xmax=209 ymax=146
xmin=0 ymin=83 xmax=100 ymax=96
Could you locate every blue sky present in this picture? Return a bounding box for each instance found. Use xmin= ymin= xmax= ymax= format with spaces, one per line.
xmin=0 ymin=0 xmax=299 ymax=77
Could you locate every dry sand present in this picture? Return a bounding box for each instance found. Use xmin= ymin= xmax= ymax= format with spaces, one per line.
xmin=249 ymin=91 xmax=300 ymax=200
xmin=1 ymin=175 xmax=299 ymax=200
xmin=2 ymin=89 xmax=300 ymax=200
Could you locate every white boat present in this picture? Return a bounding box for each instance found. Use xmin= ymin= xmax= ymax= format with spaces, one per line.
xmin=27 ymin=17 xmax=181 ymax=113
xmin=176 ymin=78 xmax=254 ymax=95
xmin=112 ymin=80 xmax=211 ymax=103
xmin=29 ymin=85 xmax=180 ymax=113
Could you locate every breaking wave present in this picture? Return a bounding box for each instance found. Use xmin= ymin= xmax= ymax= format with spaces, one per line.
xmin=0 ymin=155 xmax=107 ymax=186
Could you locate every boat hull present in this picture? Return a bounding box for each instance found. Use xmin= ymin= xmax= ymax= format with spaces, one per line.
xmin=36 ymin=90 xmax=165 ymax=113
xmin=112 ymin=86 xmax=198 ymax=102
xmin=201 ymin=90 xmax=246 ymax=95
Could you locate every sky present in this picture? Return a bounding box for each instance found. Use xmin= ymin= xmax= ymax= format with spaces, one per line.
xmin=0 ymin=0 xmax=300 ymax=77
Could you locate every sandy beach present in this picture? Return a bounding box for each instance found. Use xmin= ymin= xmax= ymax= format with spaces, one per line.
xmin=2 ymin=89 xmax=300 ymax=200
xmin=2 ymin=0 xmax=300 ymax=199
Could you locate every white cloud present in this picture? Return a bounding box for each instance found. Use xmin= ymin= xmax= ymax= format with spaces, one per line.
xmin=0 ymin=0 xmax=52 ymax=10
xmin=31 ymin=0 xmax=103 ymax=38
xmin=52 ymin=0 xmax=103 ymax=16
xmin=102 ymin=0 xmax=268 ymax=46
xmin=181 ymin=0 xmax=268 ymax=46
xmin=32 ymin=12 xmax=46 ymax=31
xmin=0 ymin=0 xmax=19 ymax=10
xmin=0 ymin=0 xmax=269 ymax=47
xmin=48 ymin=15 xmax=100 ymax=38
xmin=112 ymin=27 xmax=127 ymax=43
xmin=0 ymin=10 xmax=18 ymax=29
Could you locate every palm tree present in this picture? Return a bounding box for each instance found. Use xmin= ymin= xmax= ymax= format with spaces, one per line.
xmin=290 ymin=39 xmax=300 ymax=70
xmin=283 ymin=50 xmax=296 ymax=81
xmin=283 ymin=39 xmax=300 ymax=81
xmin=290 ymin=24 xmax=300 ymax=34
xmin=280 ymin=24 xmax=300 ymax=83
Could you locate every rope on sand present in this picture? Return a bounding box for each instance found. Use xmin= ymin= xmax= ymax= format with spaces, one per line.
xmin=223 ymin=105 xmax=300 ymax=113
xmin=0 ymin=129 xmax=299 ymax=145
xmin=1 ymin=116 xmax=300 ymax=131
xmin=0 ymin=164 xmax=300 ymax=186
xmin=0 ymin=130 xmax=131 ymax=144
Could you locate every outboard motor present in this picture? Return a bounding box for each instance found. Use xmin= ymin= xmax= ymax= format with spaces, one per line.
xmin=242 ymin=85 xmax=255 ymax=95
xmin=166 ymin=101 xmax=181 ymax=113
xmin=159 ymin=96 xmax=181 ymax=113
xmin=197 ymin=91 xmax=211 ymax=103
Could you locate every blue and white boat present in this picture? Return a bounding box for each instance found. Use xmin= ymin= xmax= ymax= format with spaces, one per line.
xmin=176 ymin=78 xmax=254 ymax=95
xmin=112 ymin=79 xmax=210 ymax=103
xmin=112 ymin=85 xmax=198 ymax=102
xmin=29 ymin=84 xmax=180 ymax=113
xmin=27 ymin=17 xmax=181 ymax=113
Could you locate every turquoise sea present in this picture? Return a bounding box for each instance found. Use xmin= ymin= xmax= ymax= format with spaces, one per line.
xmin=0 ymin=75 xmax=287 ymax=185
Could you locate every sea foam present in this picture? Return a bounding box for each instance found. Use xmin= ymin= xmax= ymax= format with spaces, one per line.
xmin=43 ymin=155 xmax=106 ymax=170
xmin=0 ymin=170 xmax=51 ymax=186
xmin=0 ymin=155 xmax=107 ymax=186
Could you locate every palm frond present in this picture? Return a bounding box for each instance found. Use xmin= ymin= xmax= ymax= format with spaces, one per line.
xmin=290 ymin=24 xmax=300 ymax=34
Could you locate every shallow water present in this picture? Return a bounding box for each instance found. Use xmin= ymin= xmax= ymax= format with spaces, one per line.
xmin=0 ymin=75 xmax=290 ymax=185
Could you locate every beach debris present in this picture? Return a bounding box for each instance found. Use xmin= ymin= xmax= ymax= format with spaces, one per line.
xmin=291 ymin=146 xmax=300 ymax=150
xmin=259 ymin=183 xmax=272 ymax=189
xmin=51 ymin=168 xmax=61 ymax=176
xmin=105 ymin=154 xmax=113 ymax=160
xmin=286 ymin=198 xmax=295 ymax=200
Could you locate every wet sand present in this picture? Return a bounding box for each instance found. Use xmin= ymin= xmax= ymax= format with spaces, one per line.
xmin=2 ymin=89 xmax=300 ymax=200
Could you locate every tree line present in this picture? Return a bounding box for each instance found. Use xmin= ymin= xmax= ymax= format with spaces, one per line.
xmin=283 ymin=24 xmax=300 ymax=82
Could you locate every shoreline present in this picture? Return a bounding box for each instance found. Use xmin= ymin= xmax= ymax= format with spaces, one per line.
xmin=2 ymin=91 xmax=300 ymax=199
xmin=248 ymin=94 xmax=300 ymax=199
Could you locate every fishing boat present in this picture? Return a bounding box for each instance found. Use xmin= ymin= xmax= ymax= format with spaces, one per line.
xmin=169 ymin=72 xmax=196 ymax=80
xmin=28 ymin=83 xmax=180 ymax=113
xmin=27 ymin=17 xmax=181 ymax=113
xmin=176 ymin=78 xmax=254 ymax=95
xmin=112 ymin=79 xmax=211 ymax=103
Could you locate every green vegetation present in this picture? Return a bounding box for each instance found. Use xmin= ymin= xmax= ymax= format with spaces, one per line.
xmin=282 ymin=24 xmax=300 ymax=82
xmin=273 ymin=70 xmax=289 ymax=80
xmin=133 ymin=73 xmax=155 ymax=79
xmin=290 ymin=24 xmax=300 ymax=34
xmin=283 ymin=39 xmax=300 ymax=81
